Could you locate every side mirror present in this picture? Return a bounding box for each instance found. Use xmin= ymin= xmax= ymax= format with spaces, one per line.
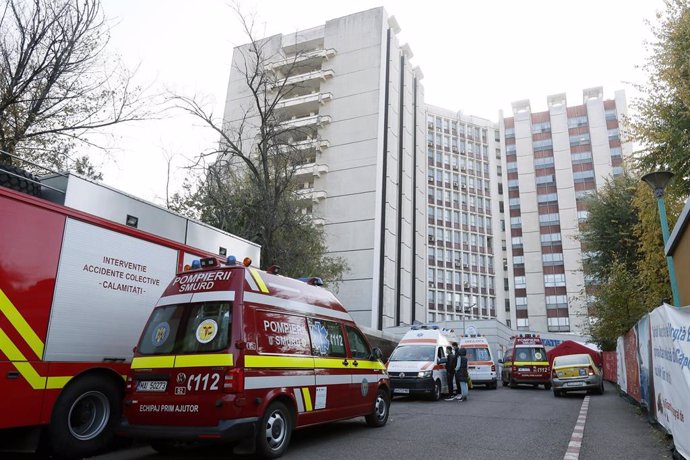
xmin=497 ymin=359 xmax=503 ymax=364
xmin=370 ymin=347 xmax=383 ymax=361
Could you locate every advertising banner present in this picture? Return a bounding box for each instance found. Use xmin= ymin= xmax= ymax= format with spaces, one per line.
xmin=624 ymin=328 xmax=641 ymax=402
xmin=616 ymin=336 xmax=627 ymax=394
xmin=636 ymin=315 xmax=652 ymax=412
xmin=650 ymin=304 xmax=690 ymax=460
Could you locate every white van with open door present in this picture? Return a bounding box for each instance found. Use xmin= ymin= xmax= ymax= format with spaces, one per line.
xmin=459 ymin=335 xmax=497 ymax=389
xmin=387 ymin=326 xmax=456 ymax=400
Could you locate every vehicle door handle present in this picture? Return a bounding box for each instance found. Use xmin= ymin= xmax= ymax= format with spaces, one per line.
xmin=6 ymin=371 xmax=19 ymax=379
xmin=342 ymin=360 xmax=349 ymax=366
xmin=352 ymin=360 xmax=359 ymax=367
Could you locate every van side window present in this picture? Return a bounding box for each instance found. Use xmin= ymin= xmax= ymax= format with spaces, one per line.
xmin=346 ymin=326 xmax=371 ymax=359
xmin=437 ymin=347 xmax=445 ymax=359
xmin=256 ymin=310 xmax=311 ymax=355
xmin=308 ymin=318 xmax=346 ymax=357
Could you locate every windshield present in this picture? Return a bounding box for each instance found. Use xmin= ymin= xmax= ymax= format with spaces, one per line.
xmin=554 ymin=354 xmax=591 ymax=366
xmin=464 ymin=347 xmax=492 ymax=362
xmin=137 ymin=302 xmax=232 ymax=355
xmin=389 ymin=345 xmax=435 ymax=362
xmin=514 ymin=346 xmax=547 ymax=362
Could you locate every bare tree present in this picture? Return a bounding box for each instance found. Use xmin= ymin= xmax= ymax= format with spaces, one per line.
xmin=172 ymin=6 xmax=346 ymax=282
xmin=0 ymin=0 xmax=149 ymax=172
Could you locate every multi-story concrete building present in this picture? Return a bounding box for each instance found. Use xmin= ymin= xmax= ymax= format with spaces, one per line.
xmin=499 ymin=87 xmax=632 ymax=334
xmin=222 ymin=8 xmax=427 ymax=329
xmin=425 ymin=105 xmax=509 ymax=329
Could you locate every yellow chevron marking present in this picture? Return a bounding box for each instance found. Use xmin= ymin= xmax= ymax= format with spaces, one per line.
xmin=301 ymin=387 xmax=313 ymax=411
xmin=249 ymin=268 xmax=269 ymax=293
xmin=0 ymin=289 xmax=44 ymax=359
xmin=0 ymin=328 xmax=71 ymax=390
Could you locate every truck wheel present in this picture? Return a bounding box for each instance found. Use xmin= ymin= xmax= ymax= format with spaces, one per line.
xmin=48 ymin=375 xmax=121 ymax=459
xmin=256 ymin=401 xmax=293 ymax=459
xmin=365 ymin=388 xmax=390 ymax=427
xmin=430 ymin=380 xmax=442 ymax=401
xmin=0 ymin=163 xmax=42 ymax=197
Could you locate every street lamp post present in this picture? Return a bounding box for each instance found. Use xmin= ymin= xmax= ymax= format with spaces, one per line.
xmin=641 ymin=171 xmax=681 ymax=307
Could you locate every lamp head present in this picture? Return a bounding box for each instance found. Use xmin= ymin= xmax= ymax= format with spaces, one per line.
xmin=642 ymin=171 xmax=674 ymax=198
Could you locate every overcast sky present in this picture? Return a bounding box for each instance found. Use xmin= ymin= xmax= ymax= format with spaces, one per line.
xmin=96 ymin=0 xmax=664 ymax=204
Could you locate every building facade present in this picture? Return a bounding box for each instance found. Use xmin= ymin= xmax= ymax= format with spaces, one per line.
xmin=425 ymin=105 xmax=509 ymax=329
xmin=499 ymin=88 xmax=632 ymax=334
xmin=222 ymin=8 xmax=427 ymax=329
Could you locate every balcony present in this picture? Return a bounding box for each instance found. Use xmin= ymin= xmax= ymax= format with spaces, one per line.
xmin=273 ymin=69 xmax=334 ymax=89
xmin=295 ymin=163 xmax=329 ymax=178
xmin=292 ymin=138 xmax=330 ymax=153
xmin=296 ymin=188 xmax=327 ymax=202
xmin=266 ymin=48 xmax=336 ymax=72
xmin=280 ymin=114 xmax=331 ymax=129
xmin=275 ymin=92 xmax=332 ymax=119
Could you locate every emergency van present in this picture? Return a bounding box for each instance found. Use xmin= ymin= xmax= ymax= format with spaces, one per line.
xmin=387 ymin=325 xmax=455 ymax=400
xmin=459 ymin=335 xmax=497 ymax=389
xmin=500 ymin=334 xmax=551 ymax=390
xmin=0 ymin=171 xmax=259 ymax=458
xmin=118 ymin=257 xmax=390 ymax=459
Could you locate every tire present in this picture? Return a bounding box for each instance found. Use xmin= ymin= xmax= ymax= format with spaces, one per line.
xmin=553 ymin=390 xmax=561 ymax=397
xmin=429 ymin=380 xmax=442 ymax=401
xmin=544 ymin=383 xmax=552 ymax=390
xmin=256 ymin=401 xmax=293 ymax=459
xmin=0 ymin=163 xmax=42 ymax=197
xmin=48 ymin=375 xmax=122 ymax=459
xmin=594 ymin=382 xmax=605 ymax=395
xmin=365 ymin=388 xmax=390 ymax=427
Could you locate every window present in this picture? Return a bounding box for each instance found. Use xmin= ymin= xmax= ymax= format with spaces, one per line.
xmin=542 ymin=253 xmax=564 ymax=265
xmin=546 ymin=295 xmax=568 ymax=308
xmin=539 ymin=213 xmax=560 ymax=225
xmin=578 ymin=210 xmax=590 ymax=221
xmin=510 ymin=216 xmax=522 ymax=228
xmin=544 ymin=274 xmax=566 ymax=287
xmin=308 ymin=318 xmax=345 ymax=357
xmin=534 ymin=156 xmax=555 ymax=169
xmin=608 ymin=128 xmax=620 ymax=140
xmin=532 ymin=121 xmax=551 ymax=133
xmin=513 ymin=255 xmax=525 ymax=265
xmin=516 ymin=318 xmax=529 ymax=329
xmin=508 ymin=179 xmax=519 ymax=189
xmin=573 ymin=170 xmax=595 ymax=183
xmin=514 ymin=276 xmax=526 ymax=288
xmin=506 ymin=161 xmax=518 ymax=173
xmin=346 ymin=326 xmax=371 ymax=359
xmin=612 ymin=167 xmax=624 ymax=176
xmin=537 ymin=193 xmax=558 ymax=204
xmin=541 ymin=232 xmax=562 ymax=244
xmin=547 ymin=316 xmax=570 ymax=332
xmin=567 ymin=116 xmax=588 ymax=128
xmin=610 ymin=147 xmax=622 ymax=158
xmin=533 ymin=139 xmax=553 ymax=152
xmin=536 ymin=175 xmax=555 ymax=185
xmin=605 ymin=109 xmax=617 ymax=120
xmin=571 ymin=151 xmax=592 ymax=164
xmin=505 ymin=127 xmax=515 ymax=138
xmin=569 ymin=133 xmax=590 ymax=146
xmin=509 ymin=197 xmax=521 ymax=209
xmin=511 ymin=236 xmax=523 ymax=248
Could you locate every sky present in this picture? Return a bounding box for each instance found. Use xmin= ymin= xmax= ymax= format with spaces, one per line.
xmin=95 ymin=0 xmax=664 ymax=204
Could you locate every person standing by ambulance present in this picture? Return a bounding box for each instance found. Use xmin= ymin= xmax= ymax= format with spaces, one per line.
xmin=444 ymin=345 xmax=457 ymax=400
xmin=455 ymin=347 xmax=469 ymax=401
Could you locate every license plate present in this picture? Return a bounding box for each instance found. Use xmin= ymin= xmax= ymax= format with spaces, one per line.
xmin=565 ymin=381 xmax=585 ymax=387
xmin=393 ymin=388 xmax=410 ymax=394
xmin=518 ymin=367 xmax=530 ymax=372
xmin=137 ymin=380 xmax=167 ymax=392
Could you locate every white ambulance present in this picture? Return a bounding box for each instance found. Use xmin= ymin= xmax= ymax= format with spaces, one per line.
xmin=387 ymin=326 xmax=456 ymax=400
xmin=459 ymin=335 xmax=497 ymax=389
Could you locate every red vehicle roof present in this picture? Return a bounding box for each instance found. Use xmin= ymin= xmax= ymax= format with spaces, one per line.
xmin=547 ymin=340 xmax=602 ymax=367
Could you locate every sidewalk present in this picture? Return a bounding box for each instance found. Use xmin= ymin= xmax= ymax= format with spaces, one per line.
xmin=579 ymin=381 xmax=674 ymax=459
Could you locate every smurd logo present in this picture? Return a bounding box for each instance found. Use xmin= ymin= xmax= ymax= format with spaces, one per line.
xmin=310 ymin=321 xmax=329 ymax=355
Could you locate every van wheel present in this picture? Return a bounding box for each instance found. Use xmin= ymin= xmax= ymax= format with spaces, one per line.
xmin=430 ymin=380 xmax=442 ymax=401
xmin=256 ymin=401 xmax=293 ymax=459
xmin=48 ymin=375 xmax=121 ymax=459
xmin=544 ymin=383 xmax=552 ymax=390
xmin=365 ymin=388 xmax=390 ymax=427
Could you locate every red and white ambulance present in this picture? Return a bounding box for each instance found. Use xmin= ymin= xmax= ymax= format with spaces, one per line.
xmin=387 ymin=326 xmax=455 ymax=400
xmin=459 ymin=335 xmax=497 ymax=389
xmin=500 ymin=334 xmax=551 ymax=390
xmin=118 ymin=257 xmax=390 ymax=459
xmin=0 ymin=173 xmax=259 ymax=458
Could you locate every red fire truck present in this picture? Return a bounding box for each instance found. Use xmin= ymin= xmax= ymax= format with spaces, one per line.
xmin=0 ymin=172 xmax=260 ymax=458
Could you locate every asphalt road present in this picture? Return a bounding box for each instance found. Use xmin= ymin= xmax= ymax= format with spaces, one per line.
xmin=83 ymin=382 xmax=673 ymax=460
